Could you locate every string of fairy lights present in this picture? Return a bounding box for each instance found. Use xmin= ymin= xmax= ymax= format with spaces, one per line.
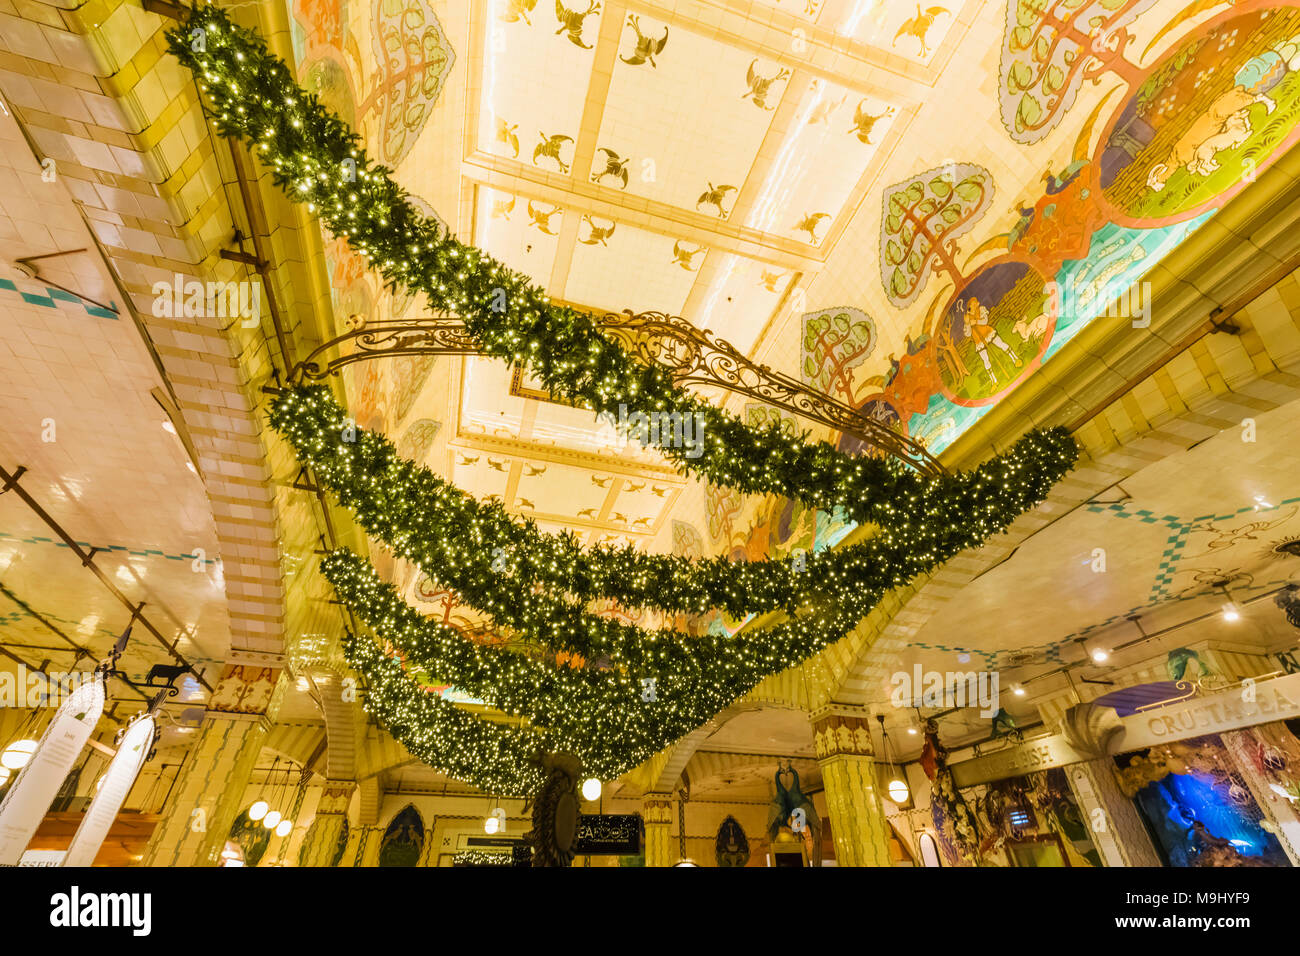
xmin=167 ymin=6 xmax=1080 ymax=796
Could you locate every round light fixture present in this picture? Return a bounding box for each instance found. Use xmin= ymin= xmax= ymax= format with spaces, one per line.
xmin=275 ymin=819 xmax=293 ymax=838
xmin=1090 ymin=648 xmax=1109 ymax=664
xmin=248 ymin=800 xmax=269 ymax=821
xmin=0 ymin=766 xmax=10 ymax=786
xmin=581 ymin=777 xmax=602 ymax=801
xmin=484 ymin=815 xmax=500 ymax=834
xmin=1222 ymin=602 xmax=1241 ymax=622
xmin=888 ymin=778 xmax=910 ymax=803
xmin=1013 ymin=685 xmax=1026 ymax=697
xmin=1 ymin=739 xmax=38 ymax=771
xmin=262 ymin=810 xmax=282 ymax=830
xmin=671 ymin=859 xmax=699 ymax=867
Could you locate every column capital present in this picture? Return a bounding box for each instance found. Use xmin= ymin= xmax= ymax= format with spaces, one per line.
xmin=811 ymin=704 xmax=876 ymax=759
xmin=317 ymin=780 xmax=357 ymax=816
xmin=642 ymin=793 xmax=674 ymax=825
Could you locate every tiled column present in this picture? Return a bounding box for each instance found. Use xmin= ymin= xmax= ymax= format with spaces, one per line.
xmin=140 ymin=660 xmax=284 ymax=867
xmin=1066 ymin=758 xmax=1163 ymax=867
xmin=642 ymin=794 xmax=675 ymax=867
xmin=812 ymin=705 xmax=892 ymax=867
xmin=296 ymin=781 xmax=356 ymax=868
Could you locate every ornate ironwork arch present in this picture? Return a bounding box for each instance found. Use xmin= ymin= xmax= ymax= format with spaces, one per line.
xmin=289 ymin=312 xmax=943 ymax=476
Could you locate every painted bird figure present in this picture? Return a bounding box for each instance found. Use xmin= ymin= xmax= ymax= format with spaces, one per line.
xmin=742 ymin=59 xmax=790 ymax=110
xmin=696 ymin=182 xmax=736 ymax=218
xmin=526 ymin=200 xmax=561 ymax=235
xmin=621 ymin=14 xmax=668 ymax=67
xmin=759 ymin=269 xmax=786 ymax=291
xmin=491 ymin=195 xmax=516 ymax=220
xmin=794 ymin=212 xmax=830 ymax=245
xmin=1042 ymin=159 xmax=1089 ymax=195
xmin=533 ymin=132 xmax=574 ymax=172
xmin=501 ymin=0 xmax=538 ymax=24
xmin=591 ymin=147 xmax=630 ymax=187
xmin=495 ymin=118 xmax=520 ymax=157
xmin=579 ymin=214 xmax=616 ymax=246
xmin=671 ymin=240 xmax=704 ymax=271
xmin=847 ymin=102 xmax=893 ymax=144
xmin=893 ymin=4 xmax=948 ymax=58
xmin=555 ymin=0 xmax=599 ymax=48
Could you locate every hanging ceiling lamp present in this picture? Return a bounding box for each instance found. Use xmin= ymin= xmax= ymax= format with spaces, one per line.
xmin=1 ymin=739 xmax=38 ymax=771
xmin=877 ymin=715 xmax=910 ymax=805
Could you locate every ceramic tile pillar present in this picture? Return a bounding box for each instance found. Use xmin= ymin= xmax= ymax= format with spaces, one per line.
xmin=140 ymin=659 xmax=284 ymax=867
xmin=642 ymin=794 xmax=675 ymax=867
xmin=812 ymin=705 xmax=892 ymax=867
xmin=296 ymin=781 xmax=356 ymax=868
xmin=1066 ymin=758 xmax=1163 ymax=867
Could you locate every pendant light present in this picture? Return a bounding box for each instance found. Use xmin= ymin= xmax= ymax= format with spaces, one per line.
xmin=877 ymin=715 xmax=910 ymax=805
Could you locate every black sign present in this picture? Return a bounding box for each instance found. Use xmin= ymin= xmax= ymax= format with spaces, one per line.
xmin=572 ymin=814 xmax=642 ymax=855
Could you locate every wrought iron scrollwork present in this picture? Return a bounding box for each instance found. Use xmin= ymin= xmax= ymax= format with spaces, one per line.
xmin=289 ymin=311 xmax=943 ymax=475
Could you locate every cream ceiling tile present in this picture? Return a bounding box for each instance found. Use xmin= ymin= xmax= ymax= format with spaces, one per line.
xmin=596 ymin=17 xmax=778 ymax=216
xmin=692 ymin=252 xmax=792 ymax=354
xmin=472 ymin=185 xmax=563 ymax=284
xmin=563 ymin=221 xmax=702 ymax=314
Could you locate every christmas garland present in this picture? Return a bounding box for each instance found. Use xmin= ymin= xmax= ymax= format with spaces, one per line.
xmin=167 ymin=6 xmax=1077 ymax=527
xmin=272 ymin=385 xmax=1077 ymax=628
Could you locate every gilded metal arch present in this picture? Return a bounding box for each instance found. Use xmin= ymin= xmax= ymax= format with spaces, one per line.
xmin=289 ymin=312 xmax=943 ymax=476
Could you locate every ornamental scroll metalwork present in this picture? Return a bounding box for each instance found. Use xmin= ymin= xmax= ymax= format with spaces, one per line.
xmin=289 ymin=312 xmax=943 ymax=475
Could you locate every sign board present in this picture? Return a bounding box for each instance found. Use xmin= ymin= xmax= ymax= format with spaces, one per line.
xmin=0 ymin=674 xmax=104 ymax=865
xmin=18 ymin=850 xmax=66 ymax=867
xmin=62 ymin=712 xmax=156 ymax=867
xmin=950 ymin=671 xmax=1300 ymax=788
xmin=573 ymin=814 xmax=641 ymax=855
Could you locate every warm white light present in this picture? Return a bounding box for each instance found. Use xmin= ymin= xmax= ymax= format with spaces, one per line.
xmin=672 ymin=859 xmax=699 ymax=867
xmin=161 ymin=421 xmax=177 ymax=434
xmin=248 ymin=800 xmax=269 ymax=821
xmin=484 ymin=815 xmax=500 ymax=834
xmin=581 ymin=778 xmax=601 ymax=801
xmin=1 ymin=739 xmax=38 ymax=770
xmin=262 ymin=810 xmax=282 ymax=829
xmin=888 ymin=778 xmax=910 ymax=803
xmin=906 ymin=727 xmax=918 ymax=735
xmin=1013 ymin=685 xmax=1026 ymax=697
xmin=0 ymin=767 xmax=10 ymax=785
xmin=1222 ymin=603 xmax=1241 ymax=622
xmin=275 ymin=819 xmax=292 ymax=838
xmin=1090 ymin=648 xmax=1109 ymax=664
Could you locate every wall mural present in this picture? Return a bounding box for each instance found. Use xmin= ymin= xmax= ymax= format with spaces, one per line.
xmin=837 ymin=0 xmax=1300 ymax=460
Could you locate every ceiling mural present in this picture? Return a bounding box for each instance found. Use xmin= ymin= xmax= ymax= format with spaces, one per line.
xmin=277 ymin=0 xmax=1300 ymax=689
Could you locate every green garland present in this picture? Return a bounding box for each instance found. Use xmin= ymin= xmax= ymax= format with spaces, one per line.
xmin=272 ymin=385 xmax=1078 ymax=628
xmin=167 ymin=6 xmax=1077 ymax=527
xmin=165 ymin=6 xmax=1086 ymax=794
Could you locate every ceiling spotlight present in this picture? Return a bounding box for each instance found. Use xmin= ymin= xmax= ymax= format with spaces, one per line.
xmin=906 ymin=727 xmax=918 ymax=735
xmin=248 ymin=800 xmax=269 ymax=821
xmin=581 ymin=777 xmax=601 ymax=801
xmin=161 ymin=420 xmax=177 ymax=435
xmin=1090 ymin=648 xmax=1109 ymax=664
xmin=1013 ymin=685 xmax=1026 ymax=697
xmin=0 ymin=739 xmax=38 ymax=771
xmin=1222 ymin=602 xmax=1241 ymax=622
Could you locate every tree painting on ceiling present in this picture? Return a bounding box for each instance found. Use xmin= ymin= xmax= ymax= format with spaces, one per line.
xmin=999 ymin=0 xmax=1159 ymax=145
xmin=855 ymin=0 xmax=1300 ymax=460
xmin=368 ymin=0 xmax=456 ymax=165
xmin=800 ymin=306 xmax=877 ymax=404
xmin=878 ymin=163 xmax=995 ymax=310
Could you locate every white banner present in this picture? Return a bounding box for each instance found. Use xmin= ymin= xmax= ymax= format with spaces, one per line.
xmin=62 ymin=712 xmax=155 ymax=867
xmin=0 ymin=673 xmax=105 ymax=865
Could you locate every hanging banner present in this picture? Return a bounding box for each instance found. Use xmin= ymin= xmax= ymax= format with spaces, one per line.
xmin=62 ymin=711 xmax=155 ymax=867
xmin=0 ymin=673 xmax=105 ymax=865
